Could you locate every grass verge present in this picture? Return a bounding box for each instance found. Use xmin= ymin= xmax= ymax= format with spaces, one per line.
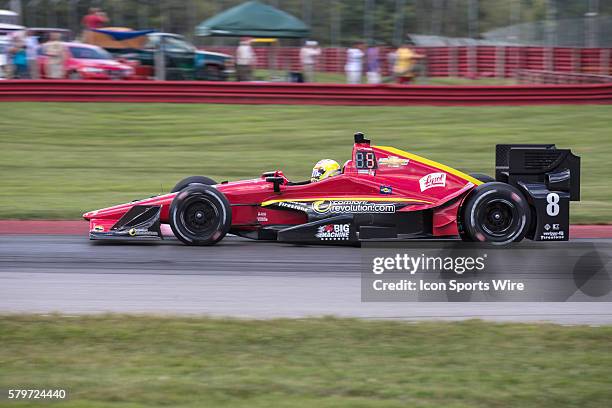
xmin=0 ymin=103 xmax=610 ymax=222
xmin=1 ymin=315 xmax=611 ymax=408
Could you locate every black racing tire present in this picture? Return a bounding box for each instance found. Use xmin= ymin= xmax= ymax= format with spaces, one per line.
xmin=171 ymin=176 xmax=218 ymax=193
xmin=169 ymin=184 xmax=231 ymax=246
xmin=460 ymin=182 xmax=530 ymax=245
xmin=69 ymin=71 xmax=82 ymax=80
xmin=469 ymin=173 xmax=495 ymax=183
xmin=200 ymin=64 xmax=223 ymax=81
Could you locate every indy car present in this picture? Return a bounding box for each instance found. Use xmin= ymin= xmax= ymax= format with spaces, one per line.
xmin=83 ymin=133 xmax=580 ymax=246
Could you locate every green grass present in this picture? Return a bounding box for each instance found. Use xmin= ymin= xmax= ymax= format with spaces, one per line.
xmin=0 ymin=315 xmax=611 ymax=408
xmin=0 ymin=103 xmax=610 ymax=222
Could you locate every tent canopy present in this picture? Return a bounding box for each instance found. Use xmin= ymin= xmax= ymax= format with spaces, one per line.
xmin=195 ymin=0 xmax=309 ymax=39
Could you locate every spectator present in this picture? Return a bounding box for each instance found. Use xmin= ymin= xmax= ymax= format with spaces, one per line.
xmin=386 ymin=46 xmax=397 ymax=78
xmin=82 ymin=8 xmax=109 ymax=43
xmin=43 ymin=33 xmax=67 ymax=79
xmin=366 ymin=42 xmax=381 ymax=84
xmin=393 ymin=42 xmax=425 ymax=84
xmin=236 ymin=37 xmax=256 ymax=81
xmin=10 ymin=35 xmax=29 ymax=79
xmin=82 ymin=8 xmax=108 ymax=30
xmin=300 ymin=40 xmax=321 ymax=83
xmin=25 ymin=30 xmax=39 ymax=79
xmin=345 ymin=42 xmax=364 ymax=84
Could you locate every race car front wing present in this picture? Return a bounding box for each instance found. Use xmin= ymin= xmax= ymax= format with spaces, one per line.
xmin=89 ymin=205 xmax=162 ymax=240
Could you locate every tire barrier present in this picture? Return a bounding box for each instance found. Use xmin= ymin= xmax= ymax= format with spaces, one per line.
xmin=1 ymin=80 xmax=611 ymax=106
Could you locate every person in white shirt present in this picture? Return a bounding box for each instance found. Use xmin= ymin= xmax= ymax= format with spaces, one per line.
xmin=300 ymin=40 xmax=321 ymax=83
xmin=25 ymin=30 xmax=40 ymax=79
xmin=235 ymin=37 xmax=256 ymax=81
xmin=345 ymin=42 xmax=364 ymax=84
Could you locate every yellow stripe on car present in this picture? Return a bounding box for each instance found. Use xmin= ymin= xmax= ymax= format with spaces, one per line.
xmin=261 ymin=197 xmax=432 ymax=207
xmin=375 ymin=146 xmax=483 ymax=186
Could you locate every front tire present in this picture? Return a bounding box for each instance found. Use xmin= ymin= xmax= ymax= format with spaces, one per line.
xmin=171 ymin=176 xmax=217 ymax=193
xmin=460 ymin=182 xmax=529 ymax=245
xmin=169 ymin=184 xmax=231 ymax=246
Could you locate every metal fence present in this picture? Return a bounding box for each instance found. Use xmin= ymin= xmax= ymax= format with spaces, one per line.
xmin=206 ymin=45 xmax=612 ymax=80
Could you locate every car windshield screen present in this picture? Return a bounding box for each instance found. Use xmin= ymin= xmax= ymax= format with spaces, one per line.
xmin=69 ymin=46 xmax=112 ymax=60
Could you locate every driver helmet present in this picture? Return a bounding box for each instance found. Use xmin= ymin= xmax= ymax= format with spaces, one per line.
xmin=311 ymin=159 xmax=341 ymax=182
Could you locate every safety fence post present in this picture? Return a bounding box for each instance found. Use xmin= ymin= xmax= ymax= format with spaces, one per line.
xmin=468 ymin=45 xmax=477 ymax=78
xmin=601 ymin=48 xmax=610 ymax=75
xmin=496 ymin=46 xmax=505 ymax=79
xmin=449 ymin=47 xmax=458 ymax=78
xmin=572 ymin=48 xmax=581 ymax=74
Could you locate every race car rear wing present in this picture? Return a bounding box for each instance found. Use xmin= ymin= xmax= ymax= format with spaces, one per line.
xmin=495 ymin=144 xmax=581 ymax=241
xmin=495 ymin=144 xmax=580 ymax=201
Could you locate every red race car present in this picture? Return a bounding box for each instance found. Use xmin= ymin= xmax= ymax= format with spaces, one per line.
xmin=39 ymin=42 xmax=134 ymax=80
xmin=83 ymin=133 xmax=580 ymax=246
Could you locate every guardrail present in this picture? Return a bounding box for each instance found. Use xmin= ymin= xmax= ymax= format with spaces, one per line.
xmin=1 ymin=80 xmax=611 ymax=106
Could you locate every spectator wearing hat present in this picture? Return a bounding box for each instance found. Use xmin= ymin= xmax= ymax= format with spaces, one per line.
xmin=236 ymin=37 xmax=256 ymax=81
xmin=300 ymin=40 xmax=321 ymax=83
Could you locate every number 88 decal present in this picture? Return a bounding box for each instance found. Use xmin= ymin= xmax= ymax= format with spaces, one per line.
xmin=355 ymin=151 xmax=377 ymax=170
xmin=546 ymin=193 xmax=560 ymax=216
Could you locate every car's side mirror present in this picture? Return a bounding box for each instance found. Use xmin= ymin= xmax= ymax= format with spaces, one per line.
xmin=265 ymin=177 xmax=285 ymax=193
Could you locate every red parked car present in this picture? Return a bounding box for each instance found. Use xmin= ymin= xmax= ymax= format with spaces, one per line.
xmin=39 ymin=42 xmax=134 ymax=80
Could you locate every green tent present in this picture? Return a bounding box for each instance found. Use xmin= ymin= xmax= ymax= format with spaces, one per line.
xmin=195 ymin=0 xmax=310 ymax=38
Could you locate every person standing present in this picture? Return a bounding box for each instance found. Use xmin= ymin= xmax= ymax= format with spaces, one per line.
xmin=393 ymin=42 xmax=425 ymax=84
xmin=345 ymin=42 xmax=364 ymax=84
xmin=366 ymin=43 xmax=381 ymax=84
xmin=43 ymin=33 xmax=67 ymax=79
xmin=236 ymin=37 xmax=256 ymax=81
xmin=10 ymin=35 xmax=29 ymax=79
xmin=300 ymin=40 xmax=321 ymax=83
xmin=25 ymin=30 xmax=39 ymax=79
xmin=82 ymin=7 xmax=108 ymax=30
xmin=82 ymin=8 xmax=109 ymax=43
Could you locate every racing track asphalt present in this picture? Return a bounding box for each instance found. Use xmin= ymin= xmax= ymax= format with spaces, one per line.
xmin=1 ymin=235 xmax=612 ymax=324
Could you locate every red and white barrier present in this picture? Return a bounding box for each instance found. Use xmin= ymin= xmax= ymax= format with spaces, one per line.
xmin=1 ymin=80 xmax=611 ymax=106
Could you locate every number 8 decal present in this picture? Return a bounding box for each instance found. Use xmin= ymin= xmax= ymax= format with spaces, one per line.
xmin=546 ymin=193 xmax=560 ymax=216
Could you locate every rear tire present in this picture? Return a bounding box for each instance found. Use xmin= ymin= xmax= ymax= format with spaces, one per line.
xmin=169 ymin=184 xmax=231 ymax=246
xmin=201 ymin=65 xmax=223 ymax=81
xmin=460 ymin=182 xmax=529 ymax=245
xmin=469 ymin=173 xmax=495 ymax=183
xmin=171 ymin=176 xmax=217 ymax=193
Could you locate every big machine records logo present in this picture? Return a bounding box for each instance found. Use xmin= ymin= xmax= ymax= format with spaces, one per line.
xmin=315 ymin=224 xmax=351 ymax=240
xmin=315 ymin=224 xmax=351 ymax=241
xmin=419 ymin=172 xmax=446 ymax=192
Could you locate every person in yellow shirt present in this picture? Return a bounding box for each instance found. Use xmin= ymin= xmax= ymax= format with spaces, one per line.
xmin=393 ymin=42 xmax=425 ymax=84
